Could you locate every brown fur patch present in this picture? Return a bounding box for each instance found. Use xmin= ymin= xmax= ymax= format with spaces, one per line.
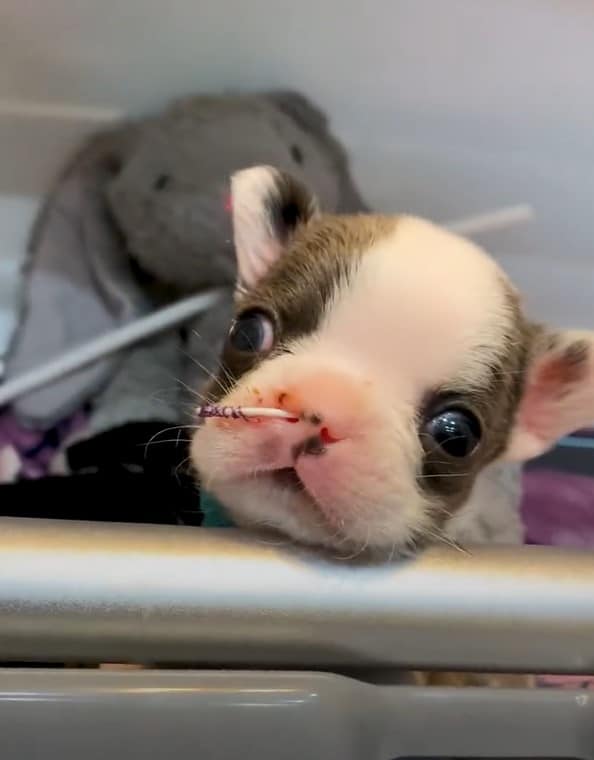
xmin=213 ymin=214 xmax=397 ymax=394
xmin=419 ymin=284 xmax=534 ymax=521
xmin=265 ymin=170 xmax=320 ymax=244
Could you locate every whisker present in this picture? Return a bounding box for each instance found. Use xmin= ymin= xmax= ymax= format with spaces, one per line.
xmin=251 ymin=523 xmax=295 ymax=548
xmin=388 ymin=541 xmax=398 ymax=563
xmin=175 ymin=455 xmax=192 ymax=483
xmin=182 ymin=349 xmax=232 ymax=398
xmin=143 ymin=425 xmax=197 ymax=458
xmin=173 ymin=371 xmax=224 ymax=404
xmin=148 ymin=388 xmax=182 ymax=405
xmin=189 ymin=327 xmax=228 ymax=363
xmin=190 ymin=329 xmax=236 ymax=388
xmin=335 ymin=526 xmax=371 ymax=561
xmin=142 ymin=438 xmax=194 ymax=446
xmin=423 ymin=527 xmax=470 ymax=555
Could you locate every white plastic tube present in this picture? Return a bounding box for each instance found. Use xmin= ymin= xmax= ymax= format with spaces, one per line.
xmin=0 ymin=289 xmax=226 ymax=407
xmin=446 ymin=203 xmax=534 ymax=237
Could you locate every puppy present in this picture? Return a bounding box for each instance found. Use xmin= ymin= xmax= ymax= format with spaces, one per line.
xmin=192 ymin=165 xmax=594 ymax=563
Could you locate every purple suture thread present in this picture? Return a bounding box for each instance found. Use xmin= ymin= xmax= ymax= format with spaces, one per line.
xmin=196 ymin=404 xmax=249 ymax=421
xmin=195 ymin=404 xmax=298 ymax=422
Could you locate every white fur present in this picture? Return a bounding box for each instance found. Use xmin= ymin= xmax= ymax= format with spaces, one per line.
xmin=446 ymin=461 xmax=524 ymax=545
xmin=308 ymin=217 xmax=514 ymax=395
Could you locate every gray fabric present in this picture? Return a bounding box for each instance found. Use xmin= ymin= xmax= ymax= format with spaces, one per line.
xmin=4 ymin=135 xmax=149 ymax=428
xmin=4 ymin=90 xmax=367 ymax=434
xmin=88 ymin=294 xmax=235 ymax=437
xmin=88 ymin=333 xmax=183 ymax=436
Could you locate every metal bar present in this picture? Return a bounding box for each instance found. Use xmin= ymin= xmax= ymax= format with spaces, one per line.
xmin=0 ymin=669 xmax=590 ymax=760
xmin=1 ymin=517 xmax=593 ymax=671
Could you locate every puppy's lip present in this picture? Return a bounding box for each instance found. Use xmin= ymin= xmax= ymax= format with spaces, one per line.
xmin=220 ymin=469 xmax=337 ymax=532
xmin=256 ymin=467 xmax=322 ymax=514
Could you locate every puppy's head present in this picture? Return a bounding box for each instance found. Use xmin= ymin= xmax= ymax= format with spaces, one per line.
xmin=191 ymin=166 xmax=594 ymax=554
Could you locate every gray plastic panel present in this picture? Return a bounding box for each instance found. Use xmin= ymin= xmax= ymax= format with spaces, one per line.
xmin=0 ymin=669 xmax=591 ymax=760
xmin=1 ymin=518 xmax=594 ymax=671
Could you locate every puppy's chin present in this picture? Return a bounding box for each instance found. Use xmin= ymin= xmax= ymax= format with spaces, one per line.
xmin=208 ymin=475 xmax=345 ymax=549
xmin=207 ymin=473 xmax=427 ymax=557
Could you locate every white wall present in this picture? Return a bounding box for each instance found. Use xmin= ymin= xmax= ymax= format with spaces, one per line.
xmin=1 ymin=0 xmax=593 ymax=330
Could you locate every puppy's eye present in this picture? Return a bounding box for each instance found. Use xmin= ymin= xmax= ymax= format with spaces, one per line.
xmin=228 ymin=310 xmax=275 ymax=353
xmin=423 ymin=407 xmax=481 ymax=458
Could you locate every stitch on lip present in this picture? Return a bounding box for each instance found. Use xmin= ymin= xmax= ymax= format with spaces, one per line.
xmin=195 ymin=404 xmax=298 ymax=422
xmin=320 ymin=426 xmax=340 ymax=444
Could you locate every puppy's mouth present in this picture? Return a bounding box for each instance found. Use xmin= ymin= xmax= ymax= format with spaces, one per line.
xmin=270 ymin=467 xmax=305 ymax=492
xmin=266 ymin=467 xmax=341 ymax=536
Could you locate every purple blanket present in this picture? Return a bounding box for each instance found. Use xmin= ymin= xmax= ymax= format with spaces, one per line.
xmin=0 ymin=410 xmax=87 ymax=480
xmin=523 ymin=467 xmax=594 ymax=547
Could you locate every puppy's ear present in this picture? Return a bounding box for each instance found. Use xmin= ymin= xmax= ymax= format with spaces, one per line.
xmin=505 ymin=330 xmax=594 ymax=460
xmin=230 ymin=165 xmax=319 ymax=294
